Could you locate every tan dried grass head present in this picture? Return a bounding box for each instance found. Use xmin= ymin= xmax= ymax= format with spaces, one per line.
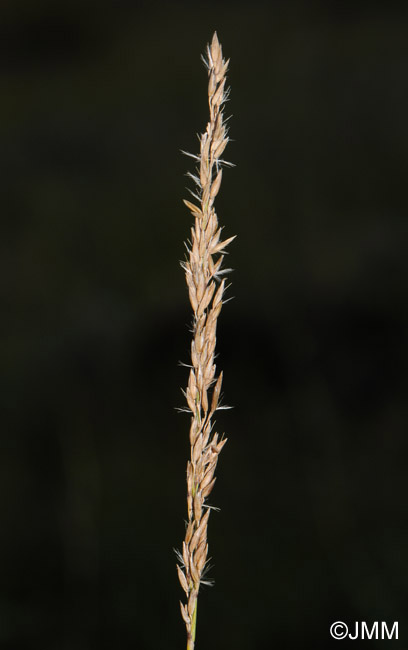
xmin=176 ymin=32 xmax=234 ymax=650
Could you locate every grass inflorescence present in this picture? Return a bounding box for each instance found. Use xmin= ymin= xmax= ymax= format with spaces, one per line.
xmin=176 ymin=32 xmax=234 ymax=650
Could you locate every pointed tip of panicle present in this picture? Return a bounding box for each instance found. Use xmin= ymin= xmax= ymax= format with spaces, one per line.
xmin=211 ymin=31 xmax=221 ymax=61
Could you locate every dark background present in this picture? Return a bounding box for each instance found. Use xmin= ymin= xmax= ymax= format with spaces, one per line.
xmin=1 ymin=1 xmax=407 ymax=648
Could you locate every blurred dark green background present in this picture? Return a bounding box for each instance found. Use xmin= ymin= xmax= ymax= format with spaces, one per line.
xmin=1 ymin=1 xmax=407 ymax=648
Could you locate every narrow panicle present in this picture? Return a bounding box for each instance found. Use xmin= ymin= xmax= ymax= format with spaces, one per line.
xmin=177 ymin=32 xmax=234 ymax=650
